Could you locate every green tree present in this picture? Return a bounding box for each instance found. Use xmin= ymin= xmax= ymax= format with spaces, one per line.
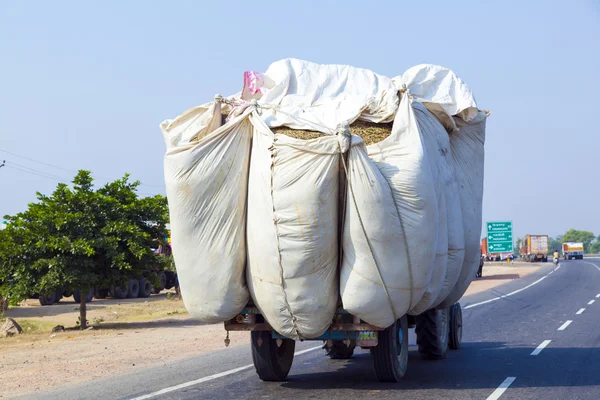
xmin=548 ymin=236 xmax=563 ymax=254
xmin=591 ymin=238 xmax=600 ymax=255
xmin=514 ymin=237 xmax=522 ymax=257
xmin=561 ymin=229 xmax=595 ymax=253
xmin=0 ymin=171 xmax=168 ymax=329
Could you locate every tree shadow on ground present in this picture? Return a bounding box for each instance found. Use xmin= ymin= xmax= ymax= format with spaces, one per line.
xmin=92 ymin=318 xmax=205 ymax=331
xmin=5 ymin=292 xmax=179 ymax=319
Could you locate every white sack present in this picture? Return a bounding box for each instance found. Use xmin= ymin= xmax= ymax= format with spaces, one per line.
xmin=256 ymin=58 xmax=399 ymax=132
xmin=438 ymin=111 xmax=488 ymax=308
xmin=246 ymin=114 xmax=341 ymax=339
xmin=341 ymin=94 xmax=438 ymax=328
xmin=405 ymin=102 xmax=448 ymax=315
xmin=413 ymin=104 xmax=465 ymax=311
xmin=161 ymin=102 xmax=251 ymax=323
xmin=394 ymin=65 xmax=478 ymax=132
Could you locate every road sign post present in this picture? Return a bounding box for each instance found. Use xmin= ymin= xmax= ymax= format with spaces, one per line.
xmin=487 ymin=221 xmax=513 ymax=253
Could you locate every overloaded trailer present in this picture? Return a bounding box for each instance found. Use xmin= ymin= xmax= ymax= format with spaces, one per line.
xmin=162 ymin=59 xmax=487 ymax=382
xmin=36 ymin=242 xmax=177 ymax=306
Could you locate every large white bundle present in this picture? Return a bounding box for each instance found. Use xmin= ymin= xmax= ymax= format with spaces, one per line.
xmin=439 ymin=111 xmax=488 ymax=308
xmin=257 ymin=58 xmax=399 ymax=131
xmin=341 ymin=95 xmax=438 ymax=328
xmin=161 ymin=102 xmax=251 ymax=323
xmin=412 ymin=104 xmax=466 ymax=311
xmin=246 ymin=114 xmax=341 ymax=340
xmin=394 ymin=64 xmax=479 ymax=132
xmin=161 ymin=59 xmax=486 ymax=331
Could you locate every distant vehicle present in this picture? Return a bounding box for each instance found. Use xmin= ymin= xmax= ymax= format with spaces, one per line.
xmin=36 ymin=240 xmax=177 ymax=306
xmin=520 ymin=234 xmax=549 ymax=262
xmin=562 ymin=242 xmax=584 ymax=260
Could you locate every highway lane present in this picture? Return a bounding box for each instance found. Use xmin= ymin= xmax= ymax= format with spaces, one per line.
xmin=17 ymin=259 xmax=600 ymax=400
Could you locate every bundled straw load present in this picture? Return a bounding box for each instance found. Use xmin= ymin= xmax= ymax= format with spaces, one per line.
xmin=161 ymin=59 xmax=487 ymax=340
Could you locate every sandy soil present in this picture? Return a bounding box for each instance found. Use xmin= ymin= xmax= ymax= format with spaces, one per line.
xmin=464 ymin=262 xmax=541 ymax=296
xmin=0 ymin=263 xmax=542 ymax=398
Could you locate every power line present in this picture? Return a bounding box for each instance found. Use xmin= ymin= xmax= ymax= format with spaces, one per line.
xmin=0 ymin=148 xmax=166 ymax=188
xmin=0 ymin=148 xmax=75 ymax=173
xmin=9 ymin=161 xmax=69 ymax=181
xmin=5 ymin=165 xmax=68 ymax=183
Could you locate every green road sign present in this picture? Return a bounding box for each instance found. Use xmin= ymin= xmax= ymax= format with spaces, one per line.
xmin=487 ymin=221 xmax=513 ymax=253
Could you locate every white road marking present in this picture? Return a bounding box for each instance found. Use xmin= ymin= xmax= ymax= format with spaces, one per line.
xmin=531 ymin=340 xmax=551 ymax=356
xmin=589 ymin=300 xmax=595 ymax=305
xmin=486 ymin=377 xmax=516 ymax=400
xmin=576 ymin=308 xmax=585 ymax=315
xmin=465 ymin=265 xmax=559 ymax=309
xmin=596 ymin=294 xmax=600 ymax=298
xmin=583 ymin=261 xmax=600 ymax=272
xmin=129 ymin=345 xmax=322 ymax=400
xmin=557 ymin=320 xmax=572 ymax=331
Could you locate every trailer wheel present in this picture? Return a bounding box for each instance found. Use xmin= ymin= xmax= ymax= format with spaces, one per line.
xmin=165 ymin=271 xmax=176 ymax=290
xmin=54 ymin=290 xmax=63 ymax=304
xmin=251 ymin=331 xmax=295 ymax=381
xmin=38 ymin=292 xmax=56 ymax=306
xmin=138 ymin=278 xmax=152 ymax=298
xmin=415 ymin=307 xmax=449 ymax=360
xmin=323 ymin=340 xmax=355 ymax=359
xmin=110 ymin=282 xmax=129 ymax=299
xmin=94 ymin=288 xmax=109 ymax=299
xmin=73 ymin=289 xmax=94 ymax=304
xmin=127 ymin=279 xmax=140 ymax=298
xmin=370 ymin=315 xmax=408 ymax=382
xmin=448 ymin=303 xmax=462 ymax=350
xmin=156 ymin=271 xmax=167 ymax=292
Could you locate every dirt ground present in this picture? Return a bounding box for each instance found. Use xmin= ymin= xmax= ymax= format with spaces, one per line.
xmin=0 ymin=263 xmax=541 ymax=398
xmin=464 ymin=262 xmax=541 ymax=295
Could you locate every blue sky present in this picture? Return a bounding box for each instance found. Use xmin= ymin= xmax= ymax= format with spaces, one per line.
xmin=1 ymin=0 xmax=599 ymax=239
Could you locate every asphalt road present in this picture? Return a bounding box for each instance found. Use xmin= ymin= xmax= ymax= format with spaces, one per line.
xmin=17 ymin=259 xmax=600 ymax=400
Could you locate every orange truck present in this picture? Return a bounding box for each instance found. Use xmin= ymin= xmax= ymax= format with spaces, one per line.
xmin=520 ymin=234 xmax=549 ymax=262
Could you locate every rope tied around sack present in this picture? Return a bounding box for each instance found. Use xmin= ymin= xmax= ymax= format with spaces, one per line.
xmin=217 ymin=95 xmax=408 ymax=324
xmin=335 ymin=124 xmax=398 ymax=323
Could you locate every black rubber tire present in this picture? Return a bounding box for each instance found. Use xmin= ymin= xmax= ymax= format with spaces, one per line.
xmin=370 ymin=315 xmax=409 ymax=382
xmin=94 ymin=288 xmax=109 ymax=299
xmin=39 ymin=292 xmax=56 ymax=306
xmin=448 ymin=303 xmax=462 ymax=350
xmin=323 ymin=340 xmax=355 ymax=359
xmin=251 ymin=330 xmax=295 ymax=381
xmin=54 ymin=290 xmax=63 ymax=303
xmin=127 ymin=279 xmax=140 ymax=298
xmin=138 ymin=278 xmax=152 ymax=298
xmin=415 ymin=307 xmax=449 ymax=360
xmin=165 ymin=271 xmax=176 ymax=290
xmin=62 ymin=289 xmax=73 ymax=298
xmin=73 ymin=289 xmax=94 ymax=304
xmin=157 ymin=271 xmax=167 ymax=291
xmin=110 ymin=282 xmax=129 ymax=300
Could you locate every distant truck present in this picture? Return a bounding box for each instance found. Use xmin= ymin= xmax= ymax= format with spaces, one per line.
xmin=520 ymin=234 xmax=549 ymax=262
xmin=481 ymin=237 xmax=512 ymax=261
xmin=562 ymin=242 xmax=584 ymax=260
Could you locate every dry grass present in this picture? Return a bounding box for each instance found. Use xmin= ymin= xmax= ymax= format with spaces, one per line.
xmin=272 ymin=120 xmax=393 ymax=145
